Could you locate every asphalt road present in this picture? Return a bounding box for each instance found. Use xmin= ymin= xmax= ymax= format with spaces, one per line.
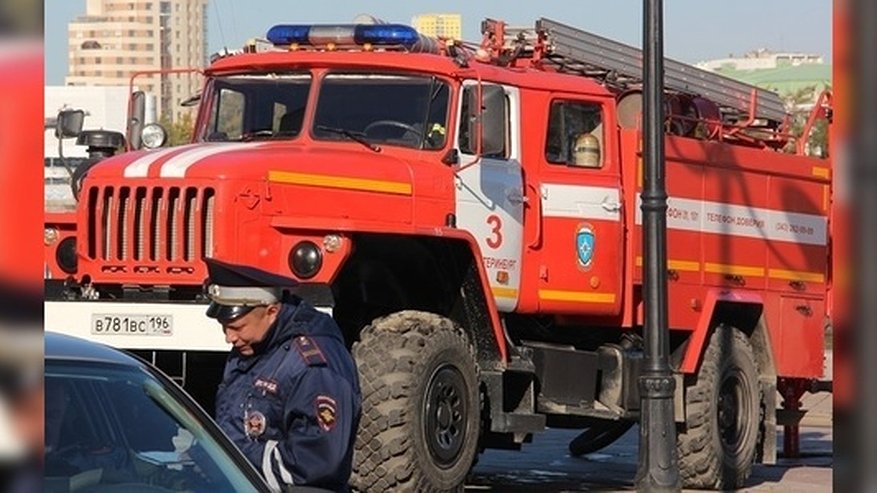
xmin=466 ymin=424 xmax=832 ymax=492
xmin=466 ymin=354 xmax=834 ymax=491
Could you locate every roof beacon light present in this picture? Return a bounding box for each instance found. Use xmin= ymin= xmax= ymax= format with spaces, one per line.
xmin=266 ymin=24 xmax=439 ymax=53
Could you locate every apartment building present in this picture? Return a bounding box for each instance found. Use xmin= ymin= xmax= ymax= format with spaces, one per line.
xmin=411 ymin=13 xmax=462 ymax=39
xmin=66 ymin=0 xmax=208 ymax=122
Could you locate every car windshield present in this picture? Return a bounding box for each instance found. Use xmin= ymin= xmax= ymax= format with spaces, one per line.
xmin=313 ymin=73 xmax=450 ymax=150
xmin=45 ymin=361 xmax=261 ymax=493
xmin=201 ymin=73 xmax=311 ymax=142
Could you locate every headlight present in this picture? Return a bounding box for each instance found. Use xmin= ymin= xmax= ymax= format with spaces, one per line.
xmin=56 ymin=237 xmax=78 ymax=274
xmin=44 ymin=227 xmax=59 ymax=246
xmin=141 ymin=123 xmax=168 ymax=149
xmin=289 ymin=241 xmax=322 ymax=279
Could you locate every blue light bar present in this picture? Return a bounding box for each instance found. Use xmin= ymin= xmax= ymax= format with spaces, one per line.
xmin=354 ymin=24 xmax=420 ymax=46
xmin=266 ymin=23 xmax=432 ymax=51
xmin=266 ymin=25 xmax=311 ymax=46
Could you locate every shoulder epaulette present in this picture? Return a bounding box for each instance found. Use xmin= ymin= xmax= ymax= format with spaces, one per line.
xmin=292 ymin=335 xmax=327 ymax=366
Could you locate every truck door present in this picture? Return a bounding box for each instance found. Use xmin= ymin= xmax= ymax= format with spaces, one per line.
xmin=454 ymin=82 xmax=524 ymax=312
xmin=534 ymin=97 xmax=623 ymax=316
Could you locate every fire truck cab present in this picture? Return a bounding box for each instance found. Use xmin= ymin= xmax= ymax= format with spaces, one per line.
xmin=45 ymin=18 xmax=832 ymax=491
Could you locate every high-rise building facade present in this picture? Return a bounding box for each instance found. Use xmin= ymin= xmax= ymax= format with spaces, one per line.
xmin=411 ymin=14 xmax=462 ymax=40
xmin=66 ymin=0 xmax=208 ymax=122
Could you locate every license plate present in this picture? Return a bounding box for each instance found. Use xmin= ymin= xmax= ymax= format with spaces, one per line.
xmin=91 ymin=314 xmax=173 ymax=336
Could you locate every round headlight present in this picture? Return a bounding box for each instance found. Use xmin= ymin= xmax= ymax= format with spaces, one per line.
xmin=44 ymin=227 xmax=59 ymax=246
xmin=141 ymin=123 xmax=168 ymax=149
xmin=289 ymin=241 xmax=322 ymax=279
xmin=56 ymin=237 xmax=78 ymax=275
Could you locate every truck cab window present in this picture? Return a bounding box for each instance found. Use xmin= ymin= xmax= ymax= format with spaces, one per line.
xmin=313 ymin=73 xmax=450 ymax=150
xmin=202 ymin=73 xmax=312 ymax=142
xmin=545 ymin=101 xmax=604 ymax=168
xmin=211 ymin=88 xmax=244 ymax=140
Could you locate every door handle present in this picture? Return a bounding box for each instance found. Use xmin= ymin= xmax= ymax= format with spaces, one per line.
xmin=526 ymin=183 xmax=542 ymax=249
xmin=507 ymin=190 xmax=527 ymax=205
xmin=795 ymin=304 xmax=813 ymax=317
xmin=601 ymin=198 xmax=622 ymax=212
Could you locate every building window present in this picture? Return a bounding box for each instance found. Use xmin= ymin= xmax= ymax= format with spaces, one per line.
xmin=95 ymin=57 xmax=102 ymax=64
xmin=116 ymin=57 xmax=123 ymax=64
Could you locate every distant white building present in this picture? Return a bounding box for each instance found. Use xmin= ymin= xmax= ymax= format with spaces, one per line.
xmin=696 ymin=49 xmax=824 ymax=72
xmin=44 ymin=85 xmax=156 ymax=159
xmin=44 ymin=85 xmax=156 ymax=209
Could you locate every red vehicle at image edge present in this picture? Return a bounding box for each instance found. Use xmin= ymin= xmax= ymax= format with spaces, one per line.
xmin=44 ymin=17 xmax=835 ymax=491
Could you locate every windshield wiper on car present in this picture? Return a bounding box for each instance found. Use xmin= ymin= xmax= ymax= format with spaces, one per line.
xmin=316 ymin=125 xmax=381 ymax=152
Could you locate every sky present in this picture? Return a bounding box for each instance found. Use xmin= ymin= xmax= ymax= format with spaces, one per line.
xmin=43 ymin=0 xmax=832 ymax=86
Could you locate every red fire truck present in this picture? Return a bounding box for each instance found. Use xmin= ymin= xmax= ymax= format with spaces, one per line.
xmin=44 ymin=18 xmax=833 ymax=491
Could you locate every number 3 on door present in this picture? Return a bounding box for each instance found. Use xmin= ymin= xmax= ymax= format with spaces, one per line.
xmin=486 ymin=214 xmax=503 ymax=249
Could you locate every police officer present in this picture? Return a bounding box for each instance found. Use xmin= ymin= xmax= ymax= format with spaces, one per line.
xmin=204 ymin=258 xmax=361 ymax=493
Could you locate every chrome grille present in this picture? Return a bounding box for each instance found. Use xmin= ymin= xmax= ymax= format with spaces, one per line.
xmin=87 ymin=186 xmax=216 ymax=263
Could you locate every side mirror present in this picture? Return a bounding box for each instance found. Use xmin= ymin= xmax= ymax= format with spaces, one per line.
xmin=128 ymin=90 xmax=146 ymax=150
xmin=55 ymin=109 xmax=85 ymax=139
xmin=466 ymin=87 xmax=479 ymax=154
xmin=464 ymin=84 xmax=506 ymax=157
xmin=481 ymin=85 xmax=506 ymax=156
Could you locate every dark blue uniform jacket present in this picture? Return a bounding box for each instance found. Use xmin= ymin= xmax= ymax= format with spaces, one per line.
xmin=215 ymin=300 xmax=361 ymax=492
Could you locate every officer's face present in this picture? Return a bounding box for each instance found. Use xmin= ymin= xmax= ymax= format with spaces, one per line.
xmin=222 ymin=304 xmax=280 ymax=356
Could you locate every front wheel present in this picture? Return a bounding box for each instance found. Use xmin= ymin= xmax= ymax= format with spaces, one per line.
xmin=677 ymin=325 xmax=761 ymax=489
xmin=351 ymin=311 xmax=480 ymax=492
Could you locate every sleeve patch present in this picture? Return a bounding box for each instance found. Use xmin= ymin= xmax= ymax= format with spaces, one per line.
xmin=316 ymin=395 xmax=338 ymax=432
xmin=293 ymin=335 xmax=327 ymax=366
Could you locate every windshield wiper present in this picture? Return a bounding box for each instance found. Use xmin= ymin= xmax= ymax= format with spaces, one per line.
xmin=239 ymin=129 xmax=276 ymax=142
xmin=316 ymin=125 xmax=380 ymax=152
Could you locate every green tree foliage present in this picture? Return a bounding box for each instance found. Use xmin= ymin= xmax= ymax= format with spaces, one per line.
xmin=783 ymin=84 xmax=830 ymax=157
xmin=159 ymin=111 xmax=195 ymax=147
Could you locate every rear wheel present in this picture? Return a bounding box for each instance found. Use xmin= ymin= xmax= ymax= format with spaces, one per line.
xmin=677 ymin=325 xmax=761 ymax=489
xmin=351 ymin=311 xmax=480 ymax=492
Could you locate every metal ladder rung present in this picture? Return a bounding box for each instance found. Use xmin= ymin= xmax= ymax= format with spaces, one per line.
xmin=533 ymin=18 xmax=787 ymax=123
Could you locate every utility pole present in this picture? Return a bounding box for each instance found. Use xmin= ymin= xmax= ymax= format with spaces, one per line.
xmin=853 ymin=0 xmax=877 ymax=490
xmin=635 ymin=0 xmax=680 ymax=491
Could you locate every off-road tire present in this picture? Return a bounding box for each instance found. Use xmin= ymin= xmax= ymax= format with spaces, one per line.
xmin=350 ymin=311 xmax=480 ymax=493
xmin=677 ymin=325 xmax=761 ymax=489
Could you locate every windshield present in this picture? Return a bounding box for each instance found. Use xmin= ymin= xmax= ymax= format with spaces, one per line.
xmin=45 ymin=362 xmax=262 ymax=492
xmin=201 ymin=73 xmax=311 ymax=142
xmin=313 ymin=73 xmax=450 ymax=150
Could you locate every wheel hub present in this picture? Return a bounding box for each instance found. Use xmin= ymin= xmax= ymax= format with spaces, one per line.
xmin=718 ymin=369 xmax=750 ymax=454
xmin=424 ymin=364 xmax=468 ymax=467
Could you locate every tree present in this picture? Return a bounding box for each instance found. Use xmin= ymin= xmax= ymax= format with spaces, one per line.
xmin=159 ymin=111 xmax=195 ymax=147
xmin=783 ymin=84 xmax=830 ymax=157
